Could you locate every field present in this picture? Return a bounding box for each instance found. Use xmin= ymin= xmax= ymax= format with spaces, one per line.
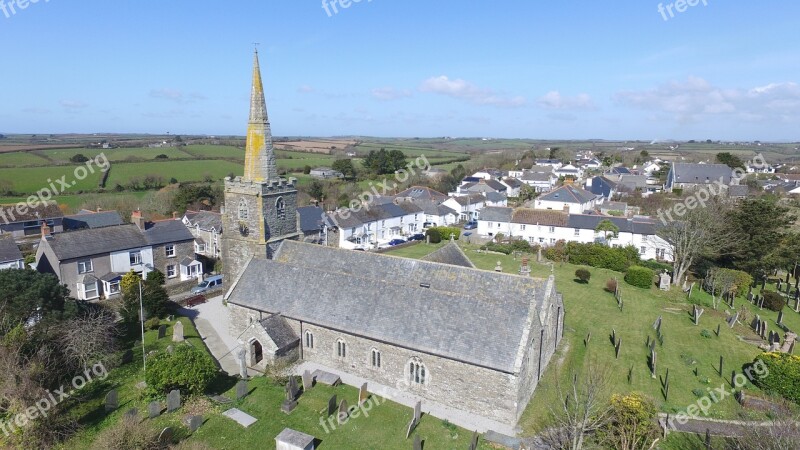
xmin=105 ymin=160 xmax=245 ymax=186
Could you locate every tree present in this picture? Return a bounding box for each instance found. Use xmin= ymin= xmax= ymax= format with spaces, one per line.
xmin=639 ymin=150 xmax=649 ymax=159
xmin=731 ymin=414 xmax=800 ymax=450
xmin=145 ymin=343 xmax=217 ymax=396
xmin=716 ymin=152 xmax=745 ymax=169
xmin=332 ymin=158 xmax=357 ymax=179
xmin=70 ymin=154 xmax=89 ymax=163
xmin=575 ymin=268 xmax=591 ymax=283
xmin=0 ymin=269 xmax=71 ymax=332
xmin=519 ymin=184 xmax=538 ymax=202
xmin=171 ymin=184 xmax=221 ymax=213
xmin=57 ymin=308 xmax=118 ymax=372
xmin=308 ymin=180 xmax=325 ymax=202
xmin=303 ymin=165 xmax=312 ymax=175
xmin=146 ymin=269 xmax=165 ymax=285
xmin=549 ymin=147 xmax=561 ymax=160
xmin=599 ymin=393 xmax=659 ymax=450
xmin=595 ymin=219 xmax=620 ymax=241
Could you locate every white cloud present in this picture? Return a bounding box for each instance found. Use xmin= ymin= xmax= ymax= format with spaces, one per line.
xmin=297 ymin=85 xmax=316 ymax=94
xmin=371 ymin=87 xmax=412 ymax=101
xmin=538 ymin=91 xmax=595 ymax=110
xmin=149 ymin=88 xmax=206 ymax=104
xmin=419 ymin=75 xmax=525 ymax=108
xmin=59 ymin=100 xmax=88 ymax=110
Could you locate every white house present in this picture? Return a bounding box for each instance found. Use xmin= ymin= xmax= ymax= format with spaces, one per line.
xmin=554 ymin=164 xmax=584 ymax=180
xmin=534 ymin=185 xmax=598 ymax=214
xmin=500 ymin=178 xmax=523 ymax=197
xmin=518 ymin=170 xmax=558 ymax=193
xmin=443 ymin=193 xmax=486 ymax=222
xmin=324 ymin=202 xmax=423 ymax=250
xmin=535 ymin=159 xmax=563 ymax=169
xmin=0 ymin=235 xmax=23 ymax=270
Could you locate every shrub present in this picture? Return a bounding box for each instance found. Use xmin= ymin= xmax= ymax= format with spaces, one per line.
xmin=425 ymin=228 xmax=442 ymax=244
xmin=762 ymin=291 xmax=785 ymax=312
xmin=751 ymin=353 xmax=800 ymax=404
xmin=144 ymin=318 xmax=161 ymax=330
xmin=145 ymin=344 xmax=217 ymax=397
xmin=155 ymin=154 xmax=169 ymax=160
xmin=481 ymin=242 xmax=512 ymax=254
xmin=89 ymin=416 xmax=159 ymax=450
xmin=70 ymin=154 xmax=89 ymax=163
xmin=625 ymin=266 xmax=655 ymax=289
xmin=431 ymin=226 xmax=460 ymax=241
xmin=575 ymin=268 xmax=591 ymax=283
xmin=639 ymin=259 xmax=673 ymax=273
xmin=600 ymin=393 xmax=659 ymax=450
xmin=605 ymin=278 xmax=618 ymax=293
xmin=547 ymin=242 xmax=641 ymax=272
xmin=700 ymin=329 xmax=713 ymax=338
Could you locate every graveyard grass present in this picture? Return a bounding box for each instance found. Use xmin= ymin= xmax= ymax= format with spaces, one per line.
xmin=59 ymin=316 xmax=491 ymax=449
xmin=387 ymin=242 xmax=794 ymax=438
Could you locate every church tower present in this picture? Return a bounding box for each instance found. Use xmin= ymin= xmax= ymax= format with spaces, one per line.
xmin=222 ymin=50 xmax=301 ymax=283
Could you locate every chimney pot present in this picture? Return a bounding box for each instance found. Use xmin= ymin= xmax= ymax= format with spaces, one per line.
xmin=41 ymin=221 xmax=51 ymax=239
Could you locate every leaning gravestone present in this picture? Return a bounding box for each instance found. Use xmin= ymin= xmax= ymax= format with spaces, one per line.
xmin=302 ymin=370 xmax=313 ymax=391
xmin=104 ymin=389 xmax=118 ymax=412
xmin=148 ymin=401 xmax=161 ymax=419
xmin=121 ymin=349 xmax=133 ymax=364
xmin=167 ymin=389 xmax=181 ymax=412
xmin=158 ymin=325 xmax=167 ymax=339
xmin=337 ymin=399 xmax=349 ymax=425
xmin=158 ymin=427 xmax=174 ymax=446
xmin=414 ymin=400 xmax=422 ymax=423
xmin=359 ymin=383 xmax=369 ymax=406
xmin=236 ymin=379 xmax=248 ymax=400
xmin=185 ymin=415 xmax=203 ymax=432
xmin=327 ymin=395 xmax=338 ymax=417
xmin=469 ymin=431 xmax=480 ymax=450
xmin=172 ymin=321 xmax=184 ymax=342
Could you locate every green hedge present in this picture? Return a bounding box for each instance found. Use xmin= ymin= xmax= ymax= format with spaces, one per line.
xmin=481 ymin=239 xmax=536 ymax=255
xmin=751 ymin=353 xmax=800 ymax=403
xmin=430 ymin=226 xmax=461 ymax=241
xmin=425 ymin=228 xmax=442 ymax=244
xmin=145 ymin=343 xmax=217 ymax=397
xmin=639 ymin=260 xmax=673 ymax=273
xmin=625 ymin=266 xmax=655 ymax=289
xmin=762 ymin=291 xmax=785 ymax=312
xmin=545 ymin=241 xmax=641 ymax=272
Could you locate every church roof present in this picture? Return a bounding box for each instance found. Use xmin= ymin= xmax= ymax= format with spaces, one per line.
xmin=421 ymin=242 xmax=476 ymax=269
xmin=260 ymin=314 xmax=300 ymax=349
xmin=226 ymin=241 xmax=553 ymax=373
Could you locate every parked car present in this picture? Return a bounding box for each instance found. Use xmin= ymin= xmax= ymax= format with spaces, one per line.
xmin=191 ymin=275 xmax=223 ymax=294
xmin=464 ymin=221 xmax=478 ymax=229
xmin=387 ymin=238 xmax=406 ymax=246
xmin=408 ymin=233 xmax=425 ymax=241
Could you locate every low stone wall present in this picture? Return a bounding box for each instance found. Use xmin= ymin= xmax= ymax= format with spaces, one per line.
xmin=165 ymin=279 xmax=199 ymax=297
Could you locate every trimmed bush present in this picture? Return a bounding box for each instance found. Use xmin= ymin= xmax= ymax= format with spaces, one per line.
xmin=625 ymin=266 xmax=655 ymax=289
xmin=762 ymin=291 xmax=785 ymax=312
xmin=575 ymin=268 xmax=591 ymax=283
xmin=639 ymin=259 xmax=673 ymax=273
xmin=750 ymin=353 xmax=800 ymax=403
xmin=481 ymin=239 xmax=537 ymax=255
xmin=425 ymin=228 xmax=442 ymax=244
xmin=145 ymin=343 xmax=217 ymax=397
xmin=430 ymin=226 xmax=460 ymax=241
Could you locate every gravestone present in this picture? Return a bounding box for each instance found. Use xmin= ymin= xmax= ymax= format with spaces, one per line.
xmin=747 ymin=292 xmax=754 ymax=302
xmin=327 ymin=395 xmax=337 ymax=417
xmin=104 ymin=389 xmax=118 ymax=412
xmin=653 ymin=316 xmax=662 ymax=332
xmin=413 ymin=435 xmax=422 ymax=450
xmin=148 ymin=401 xmax=161 ymax=419
xmin=236 ymin=379 xmax=248 ymax=400
xmin=166 ymin=345 xmax=174 ymax=354
xmin=777 ymin=280 xmax=782 ymax=291
xmin=494 ymin=261 xmax=502 ymax=272
xmin=172 ymin=321 xmax=184 ymax=342
xmin=752 ymin=315 xmax=761 ymax=331
xmin=659 ymin=271 xmax=671 ymax=291
xmin=167 ymin=389 xmax=181 ymax=412
xmin=237 ymin=348 xmax=248 ymax=379
xmin=124 ymin=408 xmax=138 ymax=419
xmin=185 ymin=415 xmax=203 ymax=432
xmin=122 ymin=349 xmax=133 ymax=364
xmin=359 ymin=383 xmax=369 ymax=406
xmin=537 ymin=246 xmax=543 ymax=263
xmin=158 ymin=427 xmax=174 ymax=446
xmin=275 ymin=428 xmax=315 ymax=450
xmin=778 ymin=310 xmax=784 ymax=325
xmin=302 ymin=370 xmax=313 ymax=391
xmin=337 ymin=399 xmax=349 ymax=425
xmin=281 ymin=378 xmax=299 ymax=414
xmin=158 ymin=325 xmax=167 ymax=339
xmin=615 ymin=339 xmax=621 ymax=359
xmin=414 ymin=401 xmax=422 ymax=423
xmin=693 ymin=307 xmax=704 ymax=325
xmin=469 ymin=431 xmax=480 ymax=450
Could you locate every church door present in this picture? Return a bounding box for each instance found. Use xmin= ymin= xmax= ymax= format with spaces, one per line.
xmin=251 ymin=340 xmax=263 ymax=364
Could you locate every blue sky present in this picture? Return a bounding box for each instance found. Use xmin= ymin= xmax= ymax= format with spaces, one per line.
xmin=0 ymin=0 xmax=797 ymax=140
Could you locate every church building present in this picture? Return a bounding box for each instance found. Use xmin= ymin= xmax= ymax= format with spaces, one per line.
xmin=222 ymin=51 xmax=565 ymax=427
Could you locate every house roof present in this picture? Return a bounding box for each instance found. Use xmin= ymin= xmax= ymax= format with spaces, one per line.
xmin=421 ymin=242 xmax=476 ymax=269
xmin=227 ymin=241 xmax=554 ymax=373
xmin=512 ymin=209 xmax=569 ymax=227
xmin=325 ymin=202 xmax=415 ymax=229
xmin=0 ymin=235 xmax=22 ymax=263
xmin=728 ymin=185 xmax=750 ymax=198
xmin=184 ymin=210 xmax=222 ymax=232
xmin=45 ymin=224 xmax=149 ymax=260
xmin=394 ymin=186 xmax=448 ymax=202
xmin=143 ymin=220 xmax=195 ymax=246
xmin=260 ymin=315 xmax=300 ymax=349
xmin=521 ymin=171 xmax=554 ymax=182
xmin=0 ymin=201 xmax=63 ymax=223
xmin=539 ymin=185 xmax=596 ymax=204
xmin=502 ymin=177 xmax=523 ymax=188
xmin=297 ymin=206 xmax=325 ymax=233
xmin=567 ymin=214 xmax=657 ymax=235
xmin=672 ymin=163 xmax=733 ymax=185
xmin=479 ymin=206 xmax=513 ymax=222
xmin=452 ymin=193 xmax=485 ymax=206
xmin=485 ymin=192 xmax=507 ymax=202
xmin=63 ymin=211 xmax=124 ymax=230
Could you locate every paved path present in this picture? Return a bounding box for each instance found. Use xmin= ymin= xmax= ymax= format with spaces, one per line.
xmin=293 ymin=361 xmax=518 ymax=436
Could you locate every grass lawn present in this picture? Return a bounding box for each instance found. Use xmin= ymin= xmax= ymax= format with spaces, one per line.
xmin=106 ymin=160 xmax=245 ymax=186
xmin=0 ymin=165 xmax=103 ymax=193
xmin=182 ymin=145 xmax=244 ymax=159
xmin=0 ymin=151 xmax=51 ymax=167
xmin=386 ymin=242 xmax=772 ymax=436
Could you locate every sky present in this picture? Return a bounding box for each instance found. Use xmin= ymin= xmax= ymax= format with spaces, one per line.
xmin=0 ymin=0 xmax=798 ymax=141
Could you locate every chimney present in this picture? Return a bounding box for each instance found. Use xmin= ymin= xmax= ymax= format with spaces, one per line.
xmin=131 ymin=210 xmax=145 ymax=230
xmin=563 ymin=205 xmax=570 ymax=213
xmin=41 ymin=221 xmax=51 ymax=239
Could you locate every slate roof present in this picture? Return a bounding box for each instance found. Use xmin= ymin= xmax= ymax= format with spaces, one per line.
xmin=297 ymin=206 xmax=325 ymax=233
xmin=46 ymin=224 xmax=148 ymax=260
xmin=143 ymin=220 xmax=194 ymax=246
xmin=502 ymin=177 xmax=523 ymax=188
xmin=260 ymin=315 xmax=300 ymax=349
xmin=617 ymin=175 xmax=648 ymax=191
xmin=325 ymin=202 xmax=412 ymax=229
xmin=588 ymin=176 xmax=617 ymax=197
xmin=0 ymin=235 xmax=22 ymax=263
xmin=521 ymin=171 xmax=554 ymax=182
xmin=728 ymin=185 xmax=750 ymax=198
xmin=512 ymin=209 xmax=569 ymax=227
xmin=485 ymin=192 xmax=507 ymax=203
xmin=227 ymin=241 xmax=552 ymax=373
xmin=63 ymin=211 xmax=124 ymax=230
xmin=539 ymin=185 xmax=596 ymax=204
xmin=452 ymin=193 xmax=485 ymax=206
xmin=0 ymin=201 xmax=63 ymax=223
xmin=394 ymin=186 xmax=448 ymax=202
xmin=567 ymin=214 xmax=657 ymax=235
xmin=479 ymin=206 xmax=513 ymax=222
xmin=184 ymin=210 xmax=222 ymax=232
xmin=421 ymin=242 xmax=476 ymax=268
xmin=671 ymin=163 xmax=733 ymax=185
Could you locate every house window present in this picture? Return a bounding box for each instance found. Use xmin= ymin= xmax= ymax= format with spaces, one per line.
xmin=108 ymin=281 xmax=120 ymax=295
xmin=539 ymin=237 xmax=545 ymax=243
xmin=276 ymin=197 xmax=286 ymax=220
xmin=166 ymin=265 xmax=176 ymax=278
xmin=520 ymin=225 xmax=526 ymax=231
xmin=165 ymin=244 xmax=175 ymax=258
xmin=195 ymin=242 xmax=206 ymax=253
xmin=574 ymin=228 xmax=580 ymax=237
xmin=640 ymin=246 xmax=647 ymax=255
xmin=77 ymin=260 xmax=93 ymax=274
xmin=658 ymin=248 xmax=666 ymax=259
xmin=336 ymin=340 xmax=347 ymax=358
xmin=550 ymin=238 xmax=556 ymax=244
xmin=549 ymin=226 xmax=555 ymax=233
xmin=529 ymin=237 xmax=536 ymax=244
xmin=497 ymin=223 xmax=501 ymax=228
xmin=129 ymin=251 xmax=142 ymax=265
xmin=371 ymin=349 xmax=382 ymax=368
xmin=488 ymin=222 xmax=493 ymax=228
xmin=84 ymin=282 xmax=98 ymax=299
xmin=305 ymin=331 xmax=314 ymax=349
xmin=238 ymin=198 xmax=249 ymax=220
xmin=409 ymin=360 xmax=427 ymax=385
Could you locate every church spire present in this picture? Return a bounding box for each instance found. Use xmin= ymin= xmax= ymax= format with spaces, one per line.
xmin=243 ymin=49 xmax=279 ymax=182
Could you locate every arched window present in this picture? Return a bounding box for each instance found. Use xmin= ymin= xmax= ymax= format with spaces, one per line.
xmin=409 ymin=359 xmax=427 ymax=385
xmin=238 ymin=198 xmax=249 ymax=220
xmin=305 ymin=331 xmax=314 ymax=349
xmin=276 ymin=197 xmax=286 ymax=220
xmin=250 ymin=339 xmax=263 ymax=364
xmin=336 ymin=339 xmax=347 ymax=358
xmin=371 ymin=349 xmax=381 ymax=368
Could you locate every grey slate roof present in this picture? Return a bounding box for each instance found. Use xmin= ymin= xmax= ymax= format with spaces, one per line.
xmin=521 ymin=171 xmax=554 ymax=182
xmin=567 ymin=214 xmax=657 ymax=235
xmin=485 ymin=192 xmax=507 ymax=203
xmin=63 ymin=211 xmax=124 ymax=230
xmin=297 ymin=206 xmax=325 ymax=233
xmin=539 ymin=185 xmax=597 ymax=204
xmin=260 ymin=315 xmax=300 ymax=349
xmin=0 ymin=201 xmax=63 ymax=223
xmin=502 ymin=177 xmax=523 ymax=188
xmin=421 ymin=242 xmax=476 ymax=269
xmin=46 ymin=224 xmax=148 ymax=260
xmin=672 ymin=163 xmax=733 ymax=185
xmin=394 ymin=186 xmax=448 ymax=202
xmin=325 ymin=202 xmax=413 ymax=229
xmin=453 ymin=193 xmax=485 ymax=206
xmin=143 ymin=220 xmax=194 ymax=246
xmin=227 ymin=241 xmax=551 ymax=373
xmin=727 ymin=185 xmax=750 ymax=198
xmin=184 ymin=211 xmax=222 ymax=232
xmin=0 ymin=235 xmax=22 ymax=263
xmin=479 ymin=206 xmax=513 ymax=222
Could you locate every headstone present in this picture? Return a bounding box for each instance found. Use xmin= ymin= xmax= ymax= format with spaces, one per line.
xmin=158 ymin=324 xmax=167 ymax=339
xmin=281 ymin=378 xmax=299 ymax=414
xmin=761 ymin=322 xmax=767 ymax=340
xmin=659 ymin=271 xmax=671 ymax=291
xmin=777 ymin=280 xmax=782 ymax=291
xmin=222 ymin=408 xmax=258 ymax=428
xmin=104 ymin=389 xmax=118 ymax=412
xmin=747 ymin=292 xmax=754 ymax=302
xmin=327 ymin=395 xmax=337 ymax=417
xmin=537 ymin=246 xmax=543 ymax=263
xmin=302 ymin=370 xmax=313 ymax=391
xmin=653 ymin=316 xmax=662 ymax=332
xmin=495 ymin=261 xmax=502 ymax=272
xmin=359 ymin=383 xmax=369 ymax=406
xmin=236 ymin=379 xmax=248 ymax=400
xmin=337 ymin=399 xmax=349 ymax=425
xmin=172 ymin=321 xmax=184 ymax=342
xmin=715 ymin=323 xmax=721 ymax=336
xmin=124 ymin=408 xmax=138 ymax=419
xmin=414 ymin=401 xmax=422 ymax=422
xmin=413 ymin=435 xmax=422 ymax=450
xmin=778 ymin=310 xmax=784 ymax=325
xmin=148 ymin=401 xmax=161 ymax=419
xmin=158 ymin=427 xmax=174 ymax=445
xmin=167 ymin=389 xmax=181 ymax=412
xmin=469 ymin=431 xmax=480 ymax=450
xmin=694 ymin=307 xmax=704 ymax=325
xmin=237 ymin=348 xmax=248 ymax=379
xmin=275 ymin=428 xmax=315 ymax=449
xmin=185 ymin=415 xmax=203 ymax=432
xmin=615 ymin=338 xmax=621 ymax=359
xmin=122 ymin=349 xmax=133 ymax=364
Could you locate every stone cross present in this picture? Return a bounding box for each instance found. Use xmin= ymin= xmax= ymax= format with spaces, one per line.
xmin=172 ymin=321 xmax=184 ymax=342
xmin=104 ymin=389 xmax=118 ymax=412
xmin=167 ymin=389 xmax=181 ymax=412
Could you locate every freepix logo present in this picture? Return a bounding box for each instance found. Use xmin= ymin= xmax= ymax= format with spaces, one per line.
xmin=322 ymin=0 xmax=373 ymax=18
xmin=0 ymin=0 xmax=50 ymax=20
xmin=657 ymin=0 xmax=708 ymax=21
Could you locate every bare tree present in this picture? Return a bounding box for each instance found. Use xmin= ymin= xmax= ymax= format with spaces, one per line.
xmin=58 ymin=308 xmax=119 ymax=372
xmin=541 ymin=362 xmax=612 ymax=450
xmin=729 ymin=415 xmax=800 ymax=450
